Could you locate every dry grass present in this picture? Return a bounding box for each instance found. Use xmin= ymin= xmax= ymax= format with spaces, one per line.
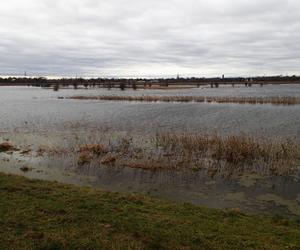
xmin=36 ymin=146 xmax=46 ymax=156
xmin=123 ymin=159 xmax=168 ymax=170
xmin=77 ymin=143 xmax=107 ymax=165
xmin=76 ymin=143 xmax=117 ymax=166
xmin=79 ymin=144 xmax=106 ymax=155
xmin=0 ymin=142 xmax=15 ymax=152
xmin=155 ymin=133 xmax=300 ymax=174
xmin=78 ymin=151 xmax=93 ymax=166
xmin=68 ymin=95 xmax=300 ymax=105
xmin=29 ymin=132 xmax=299 ymax=176
xmin=100 ymin=154 xmax=117 ymax=165
xmin=79 ymin=133 xmax=298 ymax=175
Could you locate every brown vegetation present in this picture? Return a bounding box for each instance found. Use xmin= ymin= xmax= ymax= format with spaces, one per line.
xmin=76 ymin=144 xmax=116 ymax=166
xmin=123 ymin=160 xmax=167 ymax=170
xmin=0 ymin=142 xmax=15 ymax=152
xmin=78 ymin=151 xmax=93 ymax=166
xmin=100 ymin=154 xmax=117 ymax=165
xmin=155 ymin=133 xmax=300 ymax=174
xmin=78 ymin=144 xmax=107 ymax=165
xmin=67 ymin=95 xmax=300 ymax=105
xmin=36 ymin=147 xmax=47 ymax=157
xmin=79 ymin=144 xmax=106 ymax=155
xmin=30 ymin=133 xmax=299 ymax=176
xmin=20 ymin=166 xmax=32 ymax=172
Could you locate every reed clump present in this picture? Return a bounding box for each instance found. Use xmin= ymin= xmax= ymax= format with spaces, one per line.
xmin=68 ymin=95 xmax=300 ymax=105
xmin=84 ymin=134 xmax=296 ymax=174
xmin=78 ymin=151 xmax=93 ymax=166
xmin=123 ymin=159 xmax=168 ymax=170
xmin=100 ymin=154 xmax=117 ymax=165
xmin=36 ymin=132 xmax=299 ymax=175
xmin=0 ymin=142 xmax=15 ymax=152
xmin=77 ymin=144 xmax=107 ymax=165
xmin=155 ymin=133 xmax=300 ymax=173
xmin=79 ymin=144 xmax=106 ymax=155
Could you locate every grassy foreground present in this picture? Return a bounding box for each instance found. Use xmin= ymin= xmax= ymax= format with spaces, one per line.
xmin=0 ymin=174 xmax=300 ymax=250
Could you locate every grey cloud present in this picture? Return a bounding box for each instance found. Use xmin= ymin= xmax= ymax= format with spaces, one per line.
xmin=0 ymin=0 xmax=299 ymax=77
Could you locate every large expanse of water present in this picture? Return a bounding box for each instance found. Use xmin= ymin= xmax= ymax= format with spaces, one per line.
xmin=0 ymin=85 xmax=300 ymax=217
xmin=0 ymin=85 xmax=299 ymax=136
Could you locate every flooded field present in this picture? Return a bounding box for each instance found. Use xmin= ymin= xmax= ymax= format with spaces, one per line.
xmin=0 ymin=85 xmax=300 ymax=136
xmin=0 ymin=85 xmax=300 ymax=217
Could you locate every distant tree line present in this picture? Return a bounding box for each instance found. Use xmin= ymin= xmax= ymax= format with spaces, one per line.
xmin=0 ymin=75 xmax=300 ymax=87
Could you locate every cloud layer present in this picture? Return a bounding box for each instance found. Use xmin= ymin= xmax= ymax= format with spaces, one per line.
xmin=1 ymin=0 xmax=300 ymax=77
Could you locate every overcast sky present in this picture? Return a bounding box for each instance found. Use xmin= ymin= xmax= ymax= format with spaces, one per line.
xmin=0 ymin=0 xmax=299 ymax=78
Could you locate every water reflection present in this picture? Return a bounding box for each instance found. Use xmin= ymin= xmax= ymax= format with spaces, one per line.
xmin=0 ymin=86 xmax=299 ymax=137
xmin=0 ymin=85 xmax=300 ymax=218
xmin=1 ymin=151 xmax=300 ymax=218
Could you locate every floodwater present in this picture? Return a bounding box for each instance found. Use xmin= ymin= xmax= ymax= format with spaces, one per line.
xmin=1 ymin=150 xmax=300 ymax=217
xmin=0 ymin=85 xmax=300 ymax=217
xmin=0 ymin=85 xmax=299 ymax=136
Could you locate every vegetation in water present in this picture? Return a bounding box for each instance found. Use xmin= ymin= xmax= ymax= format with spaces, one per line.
xmin=25 ymin=132 xmax=300 ymax=176
xmin=67 ymin=95 xmax=300 ymax=105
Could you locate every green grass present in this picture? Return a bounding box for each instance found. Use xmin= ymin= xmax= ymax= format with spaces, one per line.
xmin=0 ymin=173 xmax=300 ymax=249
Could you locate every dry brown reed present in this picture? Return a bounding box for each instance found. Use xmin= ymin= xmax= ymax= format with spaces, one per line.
xmin=0 ymin=142 xmax=15 ymax=152
xmin=68 ymin=95 xmax=300 ymax=105
xmin=77 ymin=143 xmax=107 ymax=165
xmin=35 ymin=131 xmax=299 ymax=175
xmin=155 ymin=133 xmax=300 ymax=173
xmin=78 ymin=151 xmax=93 ymax=166
xmin=79 ymin=144 xmax=106 ymax=155
xmin=100 ymin=154 xmax=117 ymax=165
xmin=73 ymin=134 xmax=298 ymax=174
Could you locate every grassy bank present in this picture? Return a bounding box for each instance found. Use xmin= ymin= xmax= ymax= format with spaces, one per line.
xmin=0 ymin=173 xmax=300 ymax=249
xmin=67 ymin=95 xmax=300 ymax=105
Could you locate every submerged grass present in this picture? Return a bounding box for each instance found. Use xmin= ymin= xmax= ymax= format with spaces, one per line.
xmin=155 ymin=133 xmax=300 ymax=174
xmin=68 ymin=95 xmax=300 ymax=105
xmin=37 ymin=132 xmax=300 ymax=176
xmin=0 ymin=173 xmax=300 ymax=249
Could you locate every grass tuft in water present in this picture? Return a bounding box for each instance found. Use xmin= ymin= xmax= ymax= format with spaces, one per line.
xmin=68 ymin=95 xmax=300 ymax=105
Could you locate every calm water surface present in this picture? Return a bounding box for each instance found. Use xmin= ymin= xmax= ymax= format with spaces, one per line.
xmin=0 ymin=85 xmax=299 ymax=136
xmin=0 ymin=85 xmax=300 ymax=217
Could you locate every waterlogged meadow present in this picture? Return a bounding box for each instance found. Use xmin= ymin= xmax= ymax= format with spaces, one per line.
xmin=0 ymin=85 xmax=300 ymax=217
xmin=69 ymin=95 xmax=300 ymax=105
